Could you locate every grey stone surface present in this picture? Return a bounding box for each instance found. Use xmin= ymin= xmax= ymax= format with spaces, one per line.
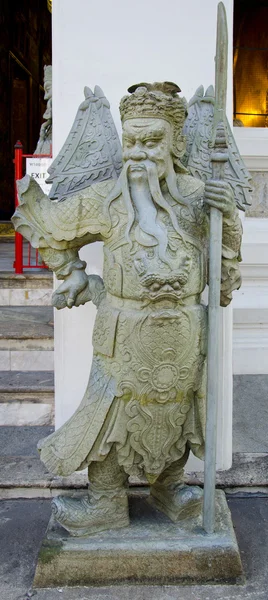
xmin=1 ymin=453 xmax=268 ymax=500
xmin=0 ymin=307 xmax=53 ymax=340
xmin=233 ymin=375 xmax=268 ymax=453
xmin=0 ymin=455 xmax=88 ymax=498
xmin=0 ymin=456 xmax=54 ymax=488
xmin=0 ymin=498 xmax=51 ymax=596
xmin=0 ymin=425 xmax=54 ymax=456
xmin=0 ymin=372 xmax=54 ymax=394
xmin=0 ymin=268 xmax=52 ymax=289
xmin=33 ymin=491 xmax=243 ymax=587
xmin=246 ymin=171 xmax=268 ymax=218
xmin=0 ymin=414 xmax=267 ymax=499
xmin=0 ymin=496 xmax=268 ymax=599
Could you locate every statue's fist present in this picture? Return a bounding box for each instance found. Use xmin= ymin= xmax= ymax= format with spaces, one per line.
xmin=204 ymin=180 xmax=236 ymax=217
xmin=52 ymin=269 xmax=89 ymax=309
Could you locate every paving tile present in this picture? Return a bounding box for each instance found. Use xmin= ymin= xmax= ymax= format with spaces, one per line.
xmin=0 ymin=351 xmax=10 ymax=369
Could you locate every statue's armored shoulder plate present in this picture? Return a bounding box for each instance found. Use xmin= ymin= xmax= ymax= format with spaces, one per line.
xmin=47 ymin=86 xmax=122 ymax=201
xmin=182 ymin=85 xmax=252 ymax=211
xmin=13 ymin=176 xmax=115 ymax=249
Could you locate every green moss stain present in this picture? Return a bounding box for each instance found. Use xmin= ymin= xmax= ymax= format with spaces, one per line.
xmin=39 ymin=540 xmax=63 ymax=564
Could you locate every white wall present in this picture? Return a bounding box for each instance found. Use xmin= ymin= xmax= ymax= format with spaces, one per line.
xmin=52 ymin=0 xmax=234 ymax=469
xmin=233 ymin=129 xmax=268 ymax=375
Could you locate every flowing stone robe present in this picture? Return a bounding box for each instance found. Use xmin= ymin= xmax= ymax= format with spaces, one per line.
xmin=13 ymin=173 xmax=242 ymax=481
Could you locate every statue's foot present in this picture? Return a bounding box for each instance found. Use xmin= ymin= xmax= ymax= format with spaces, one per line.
xmin=51 ymin=492 xmax=129 ymax=537
xmin=149 ymin=484 xmax=203 ymax=522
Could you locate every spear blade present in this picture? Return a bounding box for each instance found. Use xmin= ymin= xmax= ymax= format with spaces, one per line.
xmin=212 ymin=2 xmax=228 ymax=145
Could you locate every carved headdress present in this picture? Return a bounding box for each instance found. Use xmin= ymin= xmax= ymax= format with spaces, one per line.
xmin=120 ymin=82 xmax=187 ymax=128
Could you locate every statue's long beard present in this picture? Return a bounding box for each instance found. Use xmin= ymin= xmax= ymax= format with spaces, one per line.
xmin=104 ymin=160 xmax=186 ymax=267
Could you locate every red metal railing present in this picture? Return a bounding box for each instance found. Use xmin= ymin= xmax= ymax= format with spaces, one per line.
xmin=13 ymin=140 xmax=52 ymax=274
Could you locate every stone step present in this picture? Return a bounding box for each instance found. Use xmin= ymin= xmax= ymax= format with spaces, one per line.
xmin=0 ymin=306 xmax=54 ymax=370
xmin=0 ymin=271 xmax=53 ymax=306
xmin=0 ymin=449 xmax=267 ymax=499
xmin=0 ymin=425 xmax=54 ymax=455
xmin=0 ymin=371 xmax=54 ymax=425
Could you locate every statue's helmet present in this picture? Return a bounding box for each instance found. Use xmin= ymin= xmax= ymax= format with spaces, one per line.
xmin=119 ymin=82 xmax=188 ymax=172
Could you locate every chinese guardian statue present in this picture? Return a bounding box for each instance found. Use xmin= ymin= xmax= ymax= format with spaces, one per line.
xmin=13 ymin=81 xmax=250 ymax=537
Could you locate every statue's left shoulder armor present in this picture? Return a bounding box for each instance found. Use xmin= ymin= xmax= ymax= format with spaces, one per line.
xmin=13 ymin=176 xmax=116 ymax=249
xmin=40 ymin=179 xmax=116 ymax=243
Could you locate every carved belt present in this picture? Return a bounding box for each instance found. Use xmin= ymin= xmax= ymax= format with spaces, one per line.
xmin=105 ymin=292 xmax=201 ymax=310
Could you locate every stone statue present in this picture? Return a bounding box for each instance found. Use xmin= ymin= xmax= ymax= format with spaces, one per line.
xmin=34 ymin=65 xmax=52 ymax=155
xmin=12 ymin=81 xmax=251 ymax=538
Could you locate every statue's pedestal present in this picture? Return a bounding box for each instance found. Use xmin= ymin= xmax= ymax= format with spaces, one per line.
xmin=34 ymin=490 xmax=243 ymax=587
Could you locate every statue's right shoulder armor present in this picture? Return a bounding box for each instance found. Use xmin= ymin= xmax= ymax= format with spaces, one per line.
xmin=47 ymin=85 xmax=122 ymax=201
xmin=182 ymin=85 xmax=252 ymax=211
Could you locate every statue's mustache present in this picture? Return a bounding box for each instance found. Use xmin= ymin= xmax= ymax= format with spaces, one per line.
xmin=124 ymin=158 xmax=155 ymax=174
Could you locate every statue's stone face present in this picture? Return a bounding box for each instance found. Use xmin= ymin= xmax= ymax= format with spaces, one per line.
xmin=44 ymin=80 xmax=52 ymax=101
xmin=122 ymin=118 xmax=173 ymax=181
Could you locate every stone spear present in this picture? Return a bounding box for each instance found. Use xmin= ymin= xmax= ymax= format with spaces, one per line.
xmin=203 ymin=1 xmax=229 ymax=534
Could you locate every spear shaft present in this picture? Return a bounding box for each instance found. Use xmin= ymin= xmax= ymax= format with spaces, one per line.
xmin=203 ymin=2 xmax=229 ymax=534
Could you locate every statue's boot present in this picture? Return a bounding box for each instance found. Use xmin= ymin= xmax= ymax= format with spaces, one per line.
xmin=51 ymin=446 xmax=129 ymax=537
xmin=149 ymin=449 xmax=203 ymax=522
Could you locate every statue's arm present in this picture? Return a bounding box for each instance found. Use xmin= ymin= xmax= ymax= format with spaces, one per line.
xmin=39 ymin=248 xmax=105 ymax=310
xmin=12 ymin=175 xmax=111 ymax=308
xmin=204 ymin=180 xmax=242 ymax=307
xmin=38 ymin=247 xmax=102 ymax=310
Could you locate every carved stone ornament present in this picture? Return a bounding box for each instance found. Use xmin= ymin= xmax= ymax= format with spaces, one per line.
xmin=12 ymin=81 xmax=246 ymax=537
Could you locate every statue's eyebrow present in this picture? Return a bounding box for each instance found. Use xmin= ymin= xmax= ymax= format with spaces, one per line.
xmin=124 ymin=127 xmax=165 ymax=140
xmin=140 ymin=129 xmax=165 ymax=140
xmin=122 ymin=133 xmax=136 ymax=142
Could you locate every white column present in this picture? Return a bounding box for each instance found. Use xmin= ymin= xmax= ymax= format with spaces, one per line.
xmin=52 ymin=0 xmax=234 ymax=469
xmin=233 ymin=129 xmax=268 ymax=376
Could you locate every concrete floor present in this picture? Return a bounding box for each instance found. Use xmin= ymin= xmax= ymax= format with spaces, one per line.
xmin=233 ymin=375 xmax=268 ymax=453
xmin=0 ymin=495 xmax=267 ymax=600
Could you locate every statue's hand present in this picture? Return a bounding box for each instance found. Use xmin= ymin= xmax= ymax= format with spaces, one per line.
xmin=204 ymin=180 xmax=236 ymax=217
xmin=52 ymin=269 xmax=89 ymax=309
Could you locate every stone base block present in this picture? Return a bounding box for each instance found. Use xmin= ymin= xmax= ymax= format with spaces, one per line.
xmin=34 ymin=489 xmax=243 ymax=587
